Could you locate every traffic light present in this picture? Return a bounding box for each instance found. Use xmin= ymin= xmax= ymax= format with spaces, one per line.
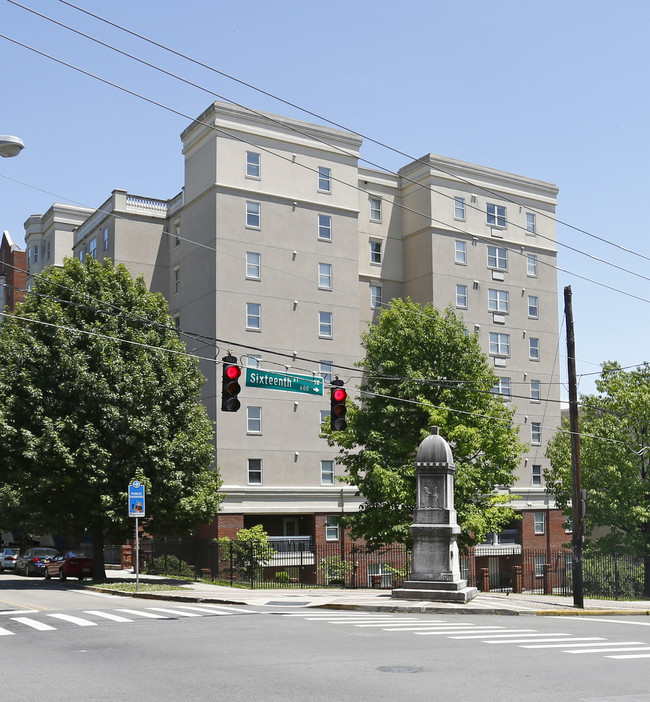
xmin=330 ymin=379 xmax=347 ymax=431
xmin=221 ymin=355 xmax=242 ymax=412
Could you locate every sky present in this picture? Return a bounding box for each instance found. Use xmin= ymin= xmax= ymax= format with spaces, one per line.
xmin=1 ymin=0 xmax=649 ymax=400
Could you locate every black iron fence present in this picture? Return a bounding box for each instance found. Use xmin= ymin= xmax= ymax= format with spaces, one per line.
xmin=109 ymin=537 xmax=648 ymax=601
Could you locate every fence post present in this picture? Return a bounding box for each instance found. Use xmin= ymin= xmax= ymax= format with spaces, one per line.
xmin=543 ymin=563 xmax=553 ymax=595
xmin=229 ymin=539 xmax=234 ymax=587
xmin=513 ymin=565 xmax=522 ymax=594
xmin=480 ymin=567 xmax=490 ymax=592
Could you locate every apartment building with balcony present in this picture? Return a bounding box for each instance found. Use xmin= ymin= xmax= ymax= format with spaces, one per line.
xmin=24 ymin=101 xmax=563 ymax=553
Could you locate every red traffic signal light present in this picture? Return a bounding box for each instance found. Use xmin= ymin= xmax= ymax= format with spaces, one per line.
xmin=330 ymin=380 xmax=347 ymax=431
xmin=221 ymin=355 xmax=242 ymax=412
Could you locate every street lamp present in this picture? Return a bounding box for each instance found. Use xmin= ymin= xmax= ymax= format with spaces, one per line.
xmin=0 ymin=136 xmax=25 ymax=158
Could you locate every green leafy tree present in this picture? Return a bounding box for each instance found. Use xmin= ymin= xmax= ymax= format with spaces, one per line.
xmin=0 ymin=257 xmax=222 ymax=579
xmin=545 ymin=361 xmax=650 ymax=596
xmin=217 ymin=524 xmax=276 ymax=583
xmin=327 ymin=298 xmax=525 ymax=549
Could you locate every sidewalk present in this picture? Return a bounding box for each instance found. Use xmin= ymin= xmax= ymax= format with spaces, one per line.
xmin=95 ymin=570 xmax=650 ymax=616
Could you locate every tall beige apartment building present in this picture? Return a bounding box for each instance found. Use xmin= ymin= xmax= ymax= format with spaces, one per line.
xmin=25 ymin=102 xmax=563 ymax=550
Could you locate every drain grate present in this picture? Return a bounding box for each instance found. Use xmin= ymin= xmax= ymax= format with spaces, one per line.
xmin=377 ymin=666 xmax=424 ymax=674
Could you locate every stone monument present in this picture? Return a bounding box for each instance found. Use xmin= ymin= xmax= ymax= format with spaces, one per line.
xmin=392 ymin=426 xmax=478 ymax=603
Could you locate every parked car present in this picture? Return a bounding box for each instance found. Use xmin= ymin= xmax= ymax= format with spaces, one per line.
xmin=43 ymin=551 xmax=94 ymax=581
xmin=15 ymin=548 xmax=59 ymax=576
xmin=0 ymin=548 xmax=18 ymax=572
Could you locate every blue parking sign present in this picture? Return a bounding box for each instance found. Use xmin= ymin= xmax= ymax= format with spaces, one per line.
xmin=128 ymin=480 xmax=145 ymax=517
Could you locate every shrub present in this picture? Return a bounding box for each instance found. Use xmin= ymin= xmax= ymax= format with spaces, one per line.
xmin=143 ymin=554 xmax=194 ymax=579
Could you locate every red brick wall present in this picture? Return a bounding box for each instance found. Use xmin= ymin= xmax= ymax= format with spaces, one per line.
xmin=520 ymin=509 xmax=570 ymax=550
xmin=196 ymin=513 xmax=244 ymax=540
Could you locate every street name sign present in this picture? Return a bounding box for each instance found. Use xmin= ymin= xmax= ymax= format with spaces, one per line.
xmin=245 ymin=368 xmax=323 ymax=396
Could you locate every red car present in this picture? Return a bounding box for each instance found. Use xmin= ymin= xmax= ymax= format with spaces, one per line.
xmin=43 ymin=551 xmax=94 ymax=581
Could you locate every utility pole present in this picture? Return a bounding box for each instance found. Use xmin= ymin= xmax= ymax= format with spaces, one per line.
xmin=564 ymin=286 xmax=584 ymax=608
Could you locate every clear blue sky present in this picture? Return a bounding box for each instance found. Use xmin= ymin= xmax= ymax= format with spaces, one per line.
xmin=2 ymin=0 xmax=649 ymax=398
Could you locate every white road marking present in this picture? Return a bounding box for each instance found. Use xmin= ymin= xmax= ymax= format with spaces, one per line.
xmin=115 ymin=609 xmax=169 ymax=619
xmin=0 ymin=628 xmax=15 ymax=636
xmin=566 ymin=645 xmax=650 ymax=654
xmin=83 ymin=610 xmax=133 ymax=622
xmin=11 ymin=617 xmax=56 ymax=631
xmin=607 ymin=653 xmax=650 ymax=659
xmin=146 ymin=607 xmax=202 ymax=617
xmin=415 ymin=628 xmax=507 ymax=636
xmin=487 ymin=637 xmax=602 ymax=645
xmin=48 ymin=613 xmax=97 ymax=627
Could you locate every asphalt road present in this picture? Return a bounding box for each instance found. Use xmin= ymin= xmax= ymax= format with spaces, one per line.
xmin=2 ymin=574 xmax=650 ymax=702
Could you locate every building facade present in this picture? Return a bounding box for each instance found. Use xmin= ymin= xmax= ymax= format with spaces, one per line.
xmin=0 ymin=230 xmax=27 ymax=315
xmin=25 ymin=101 xmax=564 ymax=551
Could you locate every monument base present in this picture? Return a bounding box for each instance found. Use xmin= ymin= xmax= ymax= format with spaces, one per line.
xmin=392 ymin=579 xmax=478 ymax=603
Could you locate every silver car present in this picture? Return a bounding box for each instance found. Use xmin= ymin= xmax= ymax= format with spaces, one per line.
xmin=0 ymin=548 xmax=18 ymax=572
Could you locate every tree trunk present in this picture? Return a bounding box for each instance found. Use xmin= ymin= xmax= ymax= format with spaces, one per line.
xmin=91 ymin=524 xmax=106 ymax=582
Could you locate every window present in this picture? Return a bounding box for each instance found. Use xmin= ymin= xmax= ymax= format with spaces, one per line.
xmin=34 ymin=245 xmax=39 ymax=264
xmin=370 ymin=240 xmax=382 ymax=264
xmin=246 ymin=302 xmax=261 ymax=330
xmin=173 ymin=314 xmax=181 ymax=330
xmin=369 ymin=197 xmax=382 ymax=222
xmin=488 ymin=288 xmax=509 ymax=313
xmin=78 ymin=249 xmax=84 ymax=262
xmin=533 ymin=512 xmax=545 ymax=535
xmin=318 ymin=166 xmax=331 ymax=192
xmin=531 ymin=422 xmax=542 ymax=445
xmin=246 ymin=252 xmax=261 ymax=280
xmin=321 ymin=460 xmax=334 ymax=485
xmin=246 ymin=354 xmax=261 ymax=368
xmin=527 ymin=254 xmax=538 ymax=277
xmin=526 ymin=212 xmax=536 ymax=234
xmin=246 ymin=201 xmax=261 ymax=228
xmin=456 ymin=284 xmax=468 ymax=308
xmin=455 ymin=240 xmax=467 ymax=265
xmin=489 ymin=332 xmax=510 ymax=356
xmin=530 ymin=379 xmax=541 ymax=401
xmin=318 ymin=262 xmax=332 ymax=289
xmin=248 ymin=458 xmax=262 ymax=484
xmin=173 ymin=266 xmax=180 ymax=294
xmin=27 ymin=247 xmax=30 ymax=267
xmin=529 ymin=337 xmax=540 ymax=360
xmin=492 ymin=376 xmax=511 ymax=400
xmin=370 ymin=285 xmax=382 ymax=309
xmin=487 ymin=203 xmax=506 ymax=227
xmin=528 ymin=295 xmax=539 ymax=318
xmin=103 ymin=227 xmax=109 ymax=251
xmin=454 ymin=196 xmax=466 ymax=220
xmin=174 ymin=220 xmax=181 ymax=247
xmin=246 ymin=151 xmax=261 ymax=178
xmin=325 ymin=516 xmax=340 ymax=541
xmin=247 ymin=406 xmax=262 ymax=434
xmin=534 ymin=554 xmax=545 ymax=577
xmin=320 ymin=409 xmax=330 ymax=430
xmin=319 ymin=361 xmax=333 ymax=384
xmin=318 ymin=214 xmax=332 ymax=241
xmin=88 ymin=238 xmax=97 ymax=259
xmin=532 ymin=464 xmax=542 ymax=486
xmin=319 ymin=311 xmax=332 ymax=338
xmin=487 ymin=245 xmax=508 ymax=270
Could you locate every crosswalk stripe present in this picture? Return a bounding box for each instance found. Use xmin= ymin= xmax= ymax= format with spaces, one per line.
xmin=487 ymin=637 xmax=599 ymax=645
xmin=381 ymin=624 xmax=484 ymax=631
xmin=48 ymin=614 xmax=97 ymax=627
xmin=115 ymin=609 xmax=169 ymax=619
xmin=146 ymin=607 xmax=202 ymax=617
xmin=521 ymin=639 xmax=631 ymax=649
xmin=84 ymin=610 xmax=133 ymax=623
xmin=0 ymin=628 xmax=14 ymax=636
xmin=451 ymin=630 xmax=540 ymax=639
xmin=196 ymin=605 xmax=256 ymax=614
xmin=415 ymin=628 xmax=506 ymax=636
xmin=11 ymin=617 xmax=56 ymax=631
xmin=607 ymin=653 xmax=650 ymax=659
xmin=566 ymin=645 xmax=650 ymax=655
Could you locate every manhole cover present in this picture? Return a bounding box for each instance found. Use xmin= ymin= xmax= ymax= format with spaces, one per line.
xmin=377 ymin=666 xmax=423 ymax=674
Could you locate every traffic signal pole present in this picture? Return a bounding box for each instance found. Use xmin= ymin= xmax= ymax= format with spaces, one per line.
xmin=564 ymin=286 xmax=584 ymax=608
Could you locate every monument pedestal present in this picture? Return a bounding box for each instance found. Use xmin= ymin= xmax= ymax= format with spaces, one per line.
xmin=391 ymin=427 xmax=478 ymax=604
xmin=393 ymin=579 xmax=478 ymax=603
